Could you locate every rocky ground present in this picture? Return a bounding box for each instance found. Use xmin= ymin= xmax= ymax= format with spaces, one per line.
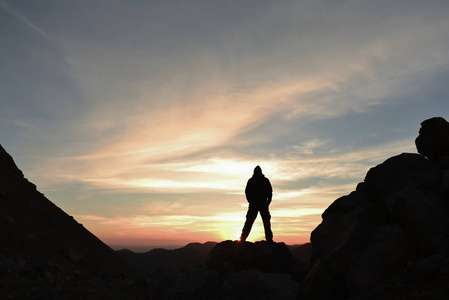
xmin=144 ymin=240 xmax=308 ymax=300
xmin=117 ymin=240 xmax=313 ymax=300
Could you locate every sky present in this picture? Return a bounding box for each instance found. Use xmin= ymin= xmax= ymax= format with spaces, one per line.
xmin=1 ymin=0 xmax=449 ymax=251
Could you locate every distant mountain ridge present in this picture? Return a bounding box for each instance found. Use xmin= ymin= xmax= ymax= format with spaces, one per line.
xmin=117 ymin=241 xmax=218 ymax=274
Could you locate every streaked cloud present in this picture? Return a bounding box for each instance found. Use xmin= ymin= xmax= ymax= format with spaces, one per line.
xmin=0 ymin=0 xmax=52 ymax=41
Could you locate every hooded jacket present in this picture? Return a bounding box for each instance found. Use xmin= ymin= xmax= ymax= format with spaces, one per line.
xmin=245 ymin=166 xmax=272 ymax=205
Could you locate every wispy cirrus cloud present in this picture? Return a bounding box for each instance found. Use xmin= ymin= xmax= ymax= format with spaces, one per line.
xmin=1 ymin=0 xmax=52 ymax=41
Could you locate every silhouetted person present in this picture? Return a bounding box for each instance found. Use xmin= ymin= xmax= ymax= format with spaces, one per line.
xmin=239 ymin=165 xmax=273 ymax=242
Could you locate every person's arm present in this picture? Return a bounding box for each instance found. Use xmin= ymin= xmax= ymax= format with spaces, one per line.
xmin=245 ymin=179 xmax=252 ymax=203
xmin=267 ymin=179 xmax=273 ymax=205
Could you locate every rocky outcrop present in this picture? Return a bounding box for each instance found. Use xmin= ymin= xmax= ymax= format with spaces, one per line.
xmin=302 ymin=118 xmax=449 ymax=300
xmin=207 ymin=240 xmax=292 ymax=273
xmin=416 ymin=116 xmax=449 ymax=162
xmin=141 ymin=241 xmax=302 ymax=300
xmin=0 ymin=145 xmax=148 ymax=299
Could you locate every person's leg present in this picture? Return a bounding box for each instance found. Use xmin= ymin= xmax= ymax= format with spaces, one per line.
xmin=260 ymin=204 xmax=273 ymax=242
xmin=240 ymin=205 xmax=258 ymax=241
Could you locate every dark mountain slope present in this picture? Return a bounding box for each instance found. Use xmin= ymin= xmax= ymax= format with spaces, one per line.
xmin=0 ymin=145 xmax=147 ymax=299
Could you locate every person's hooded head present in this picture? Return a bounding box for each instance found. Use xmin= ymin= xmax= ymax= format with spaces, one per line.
xmin=253 ymin=165 xmax=263 ymax=176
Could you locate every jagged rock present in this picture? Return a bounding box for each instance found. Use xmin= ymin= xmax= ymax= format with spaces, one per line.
xmin=346 ymin=223 xmax=411 ymax=294
xmin=364 ymin=153 xmax=442 ymax=199
xmin=207 ymin=240 xmax=292 ymax=273
xmin=303 ymin=119 xmax=449 ymax=300
xmin=415 ymin=117 xmax=449 ymax=162
xmin=300 ymin=260 xmax=340 ymax=300
xmin=310 ymin=190 xmax=387 ymax=279
xmin=290 ymin=243 xmax=313 ymax=280
xmin=386 ymin=186 xmax=449 ymax=255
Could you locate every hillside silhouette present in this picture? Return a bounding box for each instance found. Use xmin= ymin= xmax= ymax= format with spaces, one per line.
xmin=1 ymin=116 xmax=449 ymax=299
xmin=0 ymin=145 xmax=148 ymax=299
xmin=117 ymin=241 xmax=218 ymax=274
